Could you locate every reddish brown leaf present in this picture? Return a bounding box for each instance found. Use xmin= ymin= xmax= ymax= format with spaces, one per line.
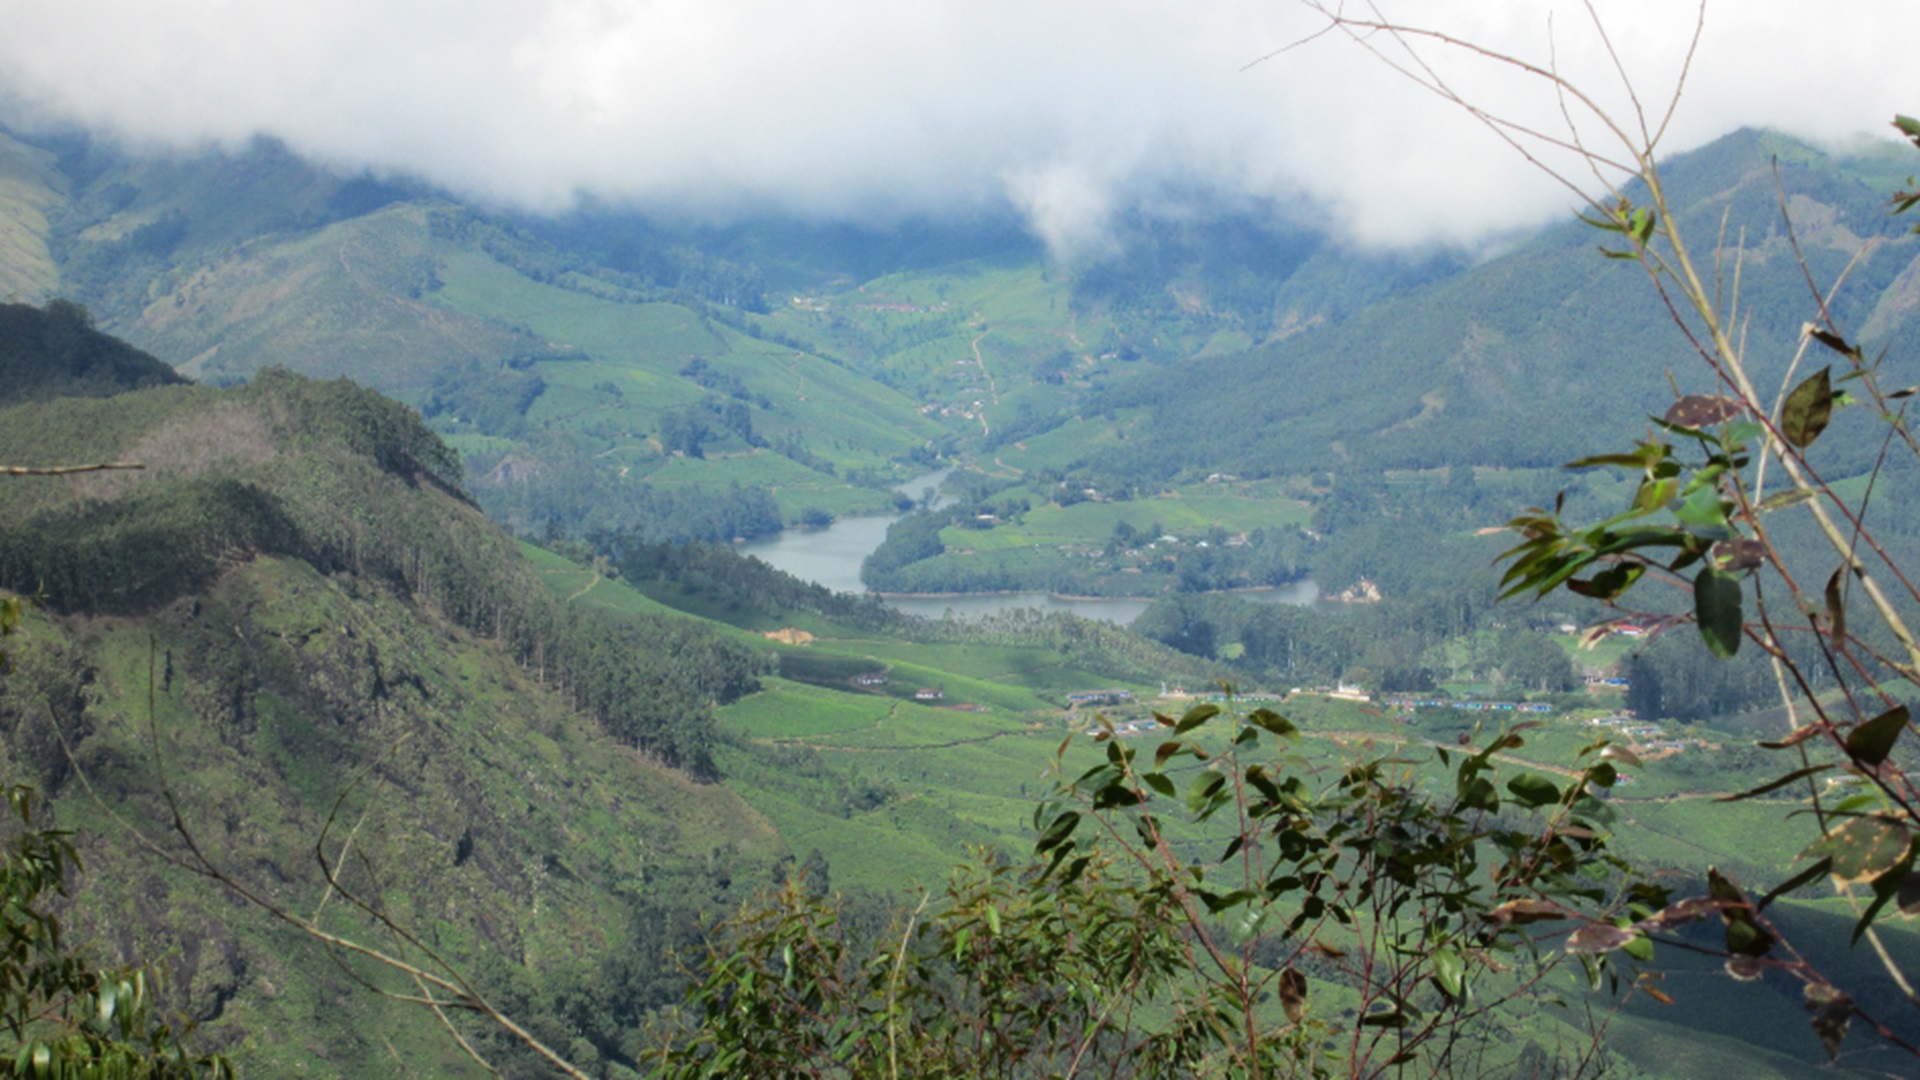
xmin=1805 ymin=983 xmax=1854 ymax=1061
xmin=1278 ymin=968 xmax=1307 ymax=1024
xmin=1712 ymin=539 xmax=1766 ymax=571
xmin=1637 ymin=896 xmax=1724 ymax=931
xmin=1566 ymin=923 xmax=1638 ymax=954
xmin=1489 ymin=899 xmax=1570 ymax=924
xmin=1664 ymin=395 xmax=1747 ymax=428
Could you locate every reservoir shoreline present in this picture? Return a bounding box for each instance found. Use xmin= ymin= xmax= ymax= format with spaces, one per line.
xmin=738 ymin=466 xmax=1316 ymax=626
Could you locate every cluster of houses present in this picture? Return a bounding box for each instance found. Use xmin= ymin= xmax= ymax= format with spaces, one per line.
xmin=1383 ymin=697 xmax=1554 ymax=715
xmin=1066 ymin=689 xmax=1135 ymax=708
xmin=852 ymin=671 xmax=945 ymax=702
xmin=1586 ymin=714 xmax=1711 ymax=756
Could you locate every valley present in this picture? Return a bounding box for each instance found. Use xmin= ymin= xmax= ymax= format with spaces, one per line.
xmin=3 ymin=116 xmax=1920 ymax=1078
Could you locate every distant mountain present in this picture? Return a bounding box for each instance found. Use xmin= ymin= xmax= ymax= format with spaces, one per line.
xmin=0 ymin=124 xmax=1459 ymax=541
xmin=1084 ymin=129 xmax=1920 ymax=482
xmin=9 ymin=122 xmax=1911 ymax=551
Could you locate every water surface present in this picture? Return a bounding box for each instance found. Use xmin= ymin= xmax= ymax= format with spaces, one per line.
xmin=738 ymin=467 xmax=1316 ymax=627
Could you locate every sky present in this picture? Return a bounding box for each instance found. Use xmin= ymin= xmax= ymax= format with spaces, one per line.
xmin=1 ymin=1 xmax=1914 ymax=255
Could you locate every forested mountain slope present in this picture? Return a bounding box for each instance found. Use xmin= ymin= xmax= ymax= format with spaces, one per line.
xmin=0 ymin=298 xmax=184 ymax=404
xmin=1083 ymin=129 xmax=1920 ymax=482
xmin=0 ymin=123 xmax=1465 ymax=544
xmin=0 ymin=339 xmax=782 ymax=1075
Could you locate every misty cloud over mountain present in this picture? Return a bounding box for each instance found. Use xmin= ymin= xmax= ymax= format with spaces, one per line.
xmin=2 ymin=1 xmax=1913 ymax=254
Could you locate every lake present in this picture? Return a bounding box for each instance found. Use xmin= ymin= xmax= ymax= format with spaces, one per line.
xmin=737 ymin=467 xmax=1317 ymax=627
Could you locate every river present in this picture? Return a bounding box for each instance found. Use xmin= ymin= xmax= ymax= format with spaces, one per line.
xmin=736 ymin=467 xmax=1317 ymax=627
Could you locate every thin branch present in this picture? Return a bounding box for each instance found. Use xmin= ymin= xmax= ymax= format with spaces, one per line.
xmin=0 ymin=462 xmax=144 ymax=476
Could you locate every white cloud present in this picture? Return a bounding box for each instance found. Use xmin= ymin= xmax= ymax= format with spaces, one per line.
xmin=1 ymin=1 xmax=1914 ymax=252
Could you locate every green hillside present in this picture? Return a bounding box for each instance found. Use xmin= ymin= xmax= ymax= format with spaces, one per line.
xmin=0 ymin=132 xmax=62 ymax=302
xmin=1088 ymin=130 xmax=1920 ymax=481
xmin=0 ymin=122 xmax=1481 ymax=555
xmin=0 ymin=352 xmax=1263 ymax=1075
xmin=0 ymin=368 xmax=791 ymax=1075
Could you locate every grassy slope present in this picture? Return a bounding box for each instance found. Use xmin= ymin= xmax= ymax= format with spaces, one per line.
xmin=127 ymin=203 xmax=525 ymax=391
xmin=526 ymin=553 xmax=1165 ymax=885
xmin=1091 ymin=131 xmax=1920 ymax=482
xmin=0 ymin=377 xmax=789 ymax=1075
xmin=4 ymin=558 xmax=780 ymax=1076
xmin=915 ymin=480 xmax=1313 ymax=592
xmin=0 ymin=132 xmax=62 ymax=302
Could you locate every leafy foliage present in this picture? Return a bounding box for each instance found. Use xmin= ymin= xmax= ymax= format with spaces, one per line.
xmin=0 ymin=787 xmax=232 ymax=1079
xmin=654 ymin=852 xmax=1191 ymax=1078
xmin=663 ymin=702 xmax=1653 ymax=1077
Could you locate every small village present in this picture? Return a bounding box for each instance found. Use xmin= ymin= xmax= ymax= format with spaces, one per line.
xmin=1061 ymin=672 xmax=1724 ymax=769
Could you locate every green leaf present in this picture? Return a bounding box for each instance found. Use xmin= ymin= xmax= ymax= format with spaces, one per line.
xmin=1035 ymin=811 xmax=1080 ymax=855
xmin=1187 ymin=771 xmax=1228 ymax=815
xmin=1600 ymin=745 xmax=1642 ymax=768
xmin=1781 ymin=367 xmax=1834 ymax=448
xmin=1358 ymin=1008 xmax=1410 ymax=1028
xmin=1831 ymin=793 xmax=1881 ymax=816
xmin=1566 ymin=449 xmax=1666 ymax=470
xmin=1716 ymin=764 xmax=1833 ymax=802
xmin=1457 ymin=776 xmax=1499 ymax=812
xmin=1567 ymin=563 xmax=1643 ymax=601
xmin=1756 ymin=858 xmax=1834 ymax=912
xmin=1506 ymin=773 xmax=1562 ymax=809
xmin=1803 ymin=816 xmax=1912 ymax=885
xmin=1694 ymin=567 xmax=1743 ymax=658
xmin=1174 ymin=703 xmax=1220 ymax=734
xmin=1673 ymin=484 xmax=1729 ymax=529
xmin=1708 ymin=868 xmax=1775 ymax=959
xmin=1248 ymin=708 xmax=1298 ymax=738
xmin=1756 ymin=489 xmax=1813 ymax=513
xmin=1431 ymin=949 xmax=1464 ymax=998
xmin=1847 ymin=705 xmax=1908 ymax=767
xmin=1629 ymin=207 xmax=1657 ymax=245
xmin=1633 ymin=476 xmax=1680 ymax=514
xmin=1896 ymin=114 xmax=1920 ymax=141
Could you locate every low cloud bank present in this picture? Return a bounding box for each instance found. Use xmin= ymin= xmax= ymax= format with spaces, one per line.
xmin=2 ymin=1 xmax=1912 ymax=254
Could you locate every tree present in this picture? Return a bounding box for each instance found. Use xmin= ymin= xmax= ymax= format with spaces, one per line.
xmin=0 ymin=786 xmax=235 ymax=1079
xmin=1293 ymin=1 xmax=1920 ymax=1063
xmin=0 ymin=599 xmax=229 ymax=1078
xmin=657 ymin=701 xmax=1647 ymax=1078
xmin=1497 ymin=630 xmax=1574 ymax=694
xmin=657 ymin=9 xmax=1920 ymax=1074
